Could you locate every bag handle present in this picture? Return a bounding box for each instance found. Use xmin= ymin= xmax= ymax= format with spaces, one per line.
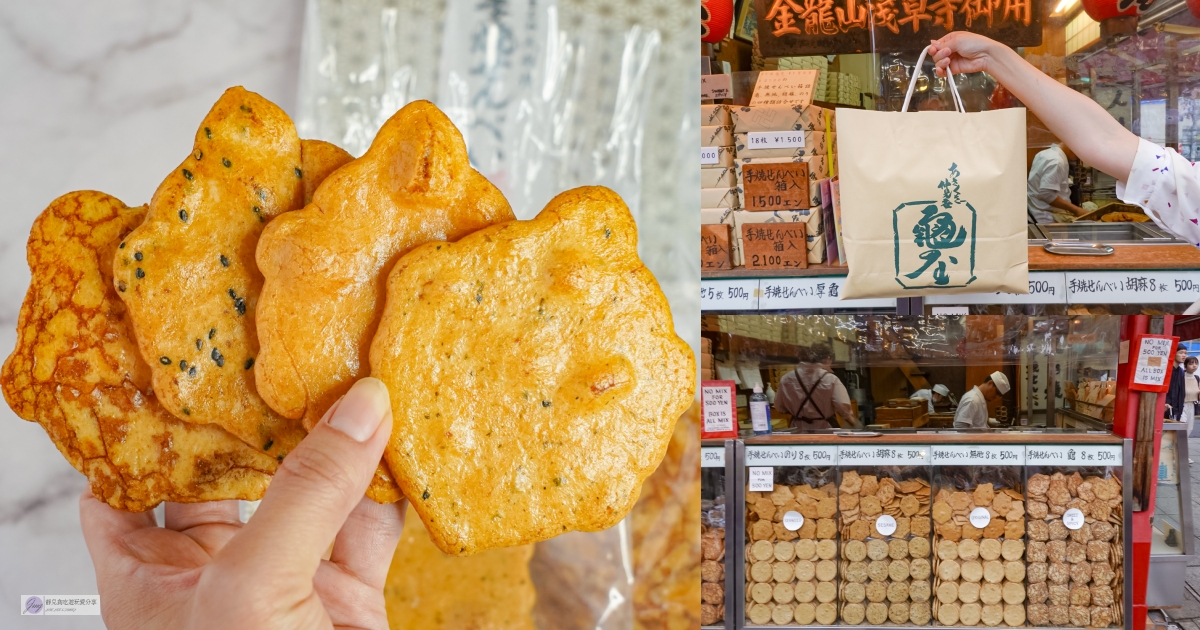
xmin=901 ymin=45 xmax=964 ymax=113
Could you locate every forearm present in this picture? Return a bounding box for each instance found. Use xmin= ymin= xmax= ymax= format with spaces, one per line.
xmin=1049 ymin=196 xmax=1087 ymax=216
xmin=984 ymin=45 xmax=1138 ymax=182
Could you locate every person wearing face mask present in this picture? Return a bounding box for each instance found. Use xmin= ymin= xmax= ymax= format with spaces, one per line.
xmin=910 ymin=384 xmax=951 ymax=415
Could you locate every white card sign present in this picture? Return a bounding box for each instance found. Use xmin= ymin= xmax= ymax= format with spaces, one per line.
xmin=701 ymin=384 xmax=736 ymax=434
xmin=749 ymin=467 xmax=775 ymax=492
xmin=838 ymin=445 xmax=930 ymax=466
xmin=745 ymin=445 xmax=837 ymax=466
xmin=749 ymin=69 xmax=819 ymax=108
xmin=926 ymin=272 xmax=1067 ymax=305
xmin=746 ymin=131 xmax=806 ymax=149
xmin=1066 ymin=271 xmax=1200 ymax=304
xmin=1134 ymin=336 xmax=1175 ymax=387
xmin=701 ymin=447 xmax=726 ymax=468
xmin=701 ymin=73 xmax=732 ymax=100
xmin=701 ymin=279 xmax=760 ymax=311
xmin=1025 ymin=445 xmax=1123 ymax=466
xmin=758 ymin=277 xmax=896 ymax=310
xmin=701 ymin=147 xmax=720 ymax=165
xmin=931 ymin=445 xmax=1025 ymax=465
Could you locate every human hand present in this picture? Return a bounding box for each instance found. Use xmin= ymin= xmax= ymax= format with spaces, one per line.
xmin=929 ymin=32 xmax=1001 ymax=77
xmin=81 ymin=377 xmax=402 ymax=630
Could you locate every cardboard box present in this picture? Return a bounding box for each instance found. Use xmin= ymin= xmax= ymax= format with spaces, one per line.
xmin=701 ymin=368 xmax=714 ymax=381
xmin=701 ymin=187 xmax=740 ymax=209
xmin=702 ymin=104 xmax=731 ymax=126
xmin=701 ymin=125 xmax=734 ymax=147
xmin=701 ymin=352 xmax=714 ymax=369
xmin=737 ymin=155 xmax=829 ymax=182
xmin=701 ymin=145 xmax=736 ymax=168
xmin=701 ymin=166 xmax=737 ymax=188
xmin=734 ymin=131 xmax=827 ymax=158
xmin=701 ymin=337 xmax=712 ymax=353
xmin=729 ymin=104 xmax=830 ymax=133
xmin=733 ymin=207 xmax=826 ymax=264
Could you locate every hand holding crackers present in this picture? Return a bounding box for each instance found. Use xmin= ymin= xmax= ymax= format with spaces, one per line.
xmin=3 ymin=88 xmax=694 ymax=558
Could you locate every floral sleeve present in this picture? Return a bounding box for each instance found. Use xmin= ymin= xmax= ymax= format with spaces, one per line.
xmin=1117 ymin=137 xmax=1200 ymax=246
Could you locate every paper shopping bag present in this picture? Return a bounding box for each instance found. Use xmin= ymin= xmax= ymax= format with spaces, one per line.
xmin=837 ymin=54 xmax=1028 ymax=299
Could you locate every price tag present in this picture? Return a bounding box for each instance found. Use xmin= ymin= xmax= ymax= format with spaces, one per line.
xmin=701 ymin=381 xmax=738 ymax=439
xmin=701 ymin=279 xmax=760 ymax=311
xmin=1062 ymin=508 xmax=1085 ymax=530
xmin=749 ymin=467 xmax=775 ymax=492
xmin=758 ymin=277 xmax=896 ymax=311
xmin=741 ymin=224 xmax=808 ymax=270
xmin=875 ymin=515 xmax=897 ymax=536
xmin=930 ymin=306 xmax=969 ymax=316
xmin=749 ymin=69 xmax=819 ymax=108
xmin=1026 ymin=445 xmax=1123 ymax=466
xmin=701 ymin=447 xmax=725 ymax=468
xmin=1133 ymin=335 xmax=1176 ymax=389
xmin=701 ymin=224 xmax=732 ymax=271
xmin=838 ymin=445 xmax=930 ymax=466
xmin=746 ymin=445 xmax=838 ymax=466
xmin=926 ymin=272 xmax=1067 ymax=305
xmin=701 ymin=73 xmax=732 ymax=100
xmin=746 ymin=131 xmax=806 ymax=149
xmin=1065 ymin=271 xmax=1200 ymax=304
xmin=783 ymin=511 xmax=805 ymax=531
xmin=931 ymin=445 xmax=1025 ymax=465
xmin=742 ymin=163 xmax=811 ymax=212
xmin=701 ymin=147 xmax=720 ymax=165
xmin=969 ymin=507 xmax=991 ymax=528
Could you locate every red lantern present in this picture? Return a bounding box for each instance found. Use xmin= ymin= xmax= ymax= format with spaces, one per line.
xmin=1080 ymin=0 xmax=1145 ymax=21
xmin=702 ymin=0 xmax=734 ymax=43
xmin=1190 ymin=0 xmax=1200 ymax=20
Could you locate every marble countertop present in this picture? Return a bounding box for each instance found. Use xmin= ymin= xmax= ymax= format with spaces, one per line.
xmin=0 ymin=2 xmax=304 ymax=626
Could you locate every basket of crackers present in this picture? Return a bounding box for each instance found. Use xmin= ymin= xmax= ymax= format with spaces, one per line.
xmin=1024 ymin=469 xmax=1124 ymax=628
xmin=701 ymin=463 xmax=728 ymax=626
xmin=838 ymin=469 xmax=933 ymax=626
xmin=930 ymin=467 xmax=1028 ymax=627
xmin=745 ymin=467 xmax=839 ymax=626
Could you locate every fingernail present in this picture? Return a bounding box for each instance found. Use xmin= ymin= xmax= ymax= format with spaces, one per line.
xmin=326 ymin=378 xmax=391 ymax=442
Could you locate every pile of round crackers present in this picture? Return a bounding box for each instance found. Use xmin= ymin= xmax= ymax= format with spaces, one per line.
xmin=744 ymin=476 xmax=839 ymax=625
xmin=837 ymin=470 xmax=933 ymax=626
xmin=1025 ymin=472 xmax=1123 ymax=628
xmin=931 ymin=481 xmax=1028 ymax=627
xmin=701 ymin=496 xmax=726 ymax=626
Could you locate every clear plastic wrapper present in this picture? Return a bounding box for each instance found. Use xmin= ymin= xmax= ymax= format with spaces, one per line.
xmin=700 ymin=454 xmax=727 ymax=627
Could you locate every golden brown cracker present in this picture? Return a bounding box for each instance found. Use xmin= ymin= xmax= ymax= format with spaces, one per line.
xmin=1 ymin=191 xmax=275 ymax=511
xmin=113 ymin=87 xmax=314 ymax=461
xmin=384 ymin=505 xmax=534 ymax=630
xmin=299 ymin=139 xmax=353 ymax=205
xmin=373 ymin=187 xmax=693 ymax=554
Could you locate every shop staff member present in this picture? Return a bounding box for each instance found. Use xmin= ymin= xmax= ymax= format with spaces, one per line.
xmin=953 ymin=372 xmax=1010 ymax=429
xmin=775 ymin=343 xmax=858 ymax=431
xmin=1028 ymin=143 xmax=1088 ymax=223
xmin=911 ymin=384 xmax=951 ymax=415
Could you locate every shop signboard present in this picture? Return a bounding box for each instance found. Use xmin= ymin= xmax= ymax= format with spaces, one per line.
xmin=701 ymin=279 xmax=760 ymax=310
xmin=755 ymin=0 xmax=1043 ymax=57
xmin=758 ymin=277 xmax=896 ymax=310
xmin=701 ymin=380 xmax=740 ymax=438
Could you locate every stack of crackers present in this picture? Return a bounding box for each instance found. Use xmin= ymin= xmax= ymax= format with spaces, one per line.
xmin=837 ymin=471 xmax=933 ymax=625
xmin=931 ymin=482 xmax=1028 ymax=627
xmin=1025 ymin=472 xmax=1123 ymax=628
xmin=701 ymin=524 xmax=726 ymax=625
xmin=744 ymin=476 xmax=839 ymax=625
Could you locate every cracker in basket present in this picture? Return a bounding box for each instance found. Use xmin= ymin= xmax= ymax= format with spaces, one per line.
xmin=113 ymin=88 xmax=347 ymax=464
xmin=373 ymin=187 xmax=693 ymax=554
xmin=0 ymin=192 xmax=276 ymax=512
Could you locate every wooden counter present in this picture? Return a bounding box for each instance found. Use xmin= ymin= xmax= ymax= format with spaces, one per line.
xmin=701 ymin=244 xmax=1200 ymax=280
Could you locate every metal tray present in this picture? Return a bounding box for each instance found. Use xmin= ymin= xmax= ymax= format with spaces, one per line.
xmin=1043 ymin=241 xmax=1116 ymax=256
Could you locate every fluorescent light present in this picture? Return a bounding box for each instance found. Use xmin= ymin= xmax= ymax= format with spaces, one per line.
xmin=1054 ymin=0 xmax=1078 ymax=14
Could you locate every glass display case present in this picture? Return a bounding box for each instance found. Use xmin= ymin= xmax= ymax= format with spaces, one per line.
xmin=1146 ymin=423 xmax=1195 ymax=608
xmin=702 ymin=441 xmax=737 ymax=629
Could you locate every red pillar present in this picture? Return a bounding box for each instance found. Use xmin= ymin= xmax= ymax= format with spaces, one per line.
xmin=1113 ymin=315 xmax=1174 ymax=630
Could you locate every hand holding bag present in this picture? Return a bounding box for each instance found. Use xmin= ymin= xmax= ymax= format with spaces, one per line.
xmin=837 ymin=46 xmax=1029 ymax=299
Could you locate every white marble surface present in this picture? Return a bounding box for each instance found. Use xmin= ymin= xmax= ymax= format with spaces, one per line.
xmin=0 ymin=2 xmax=304 ymax=627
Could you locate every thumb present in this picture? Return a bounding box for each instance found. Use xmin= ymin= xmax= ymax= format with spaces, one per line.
xmin=220 ymin=377 xmax=392 ymax=582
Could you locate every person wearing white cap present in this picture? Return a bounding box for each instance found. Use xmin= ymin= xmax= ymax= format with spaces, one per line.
xmin=953 ymin=371 xmax=1011 ymax=429
xmin=910 ymin=384 xmax=951 ymax=415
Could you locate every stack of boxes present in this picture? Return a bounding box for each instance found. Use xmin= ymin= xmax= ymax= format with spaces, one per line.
xmin=759 ymin=56 xmax=829 ymax=99
xmin=701 ymin=104 xmax=737 ymax=268
xmin=825 ymin=72 xmax=861 ymax=106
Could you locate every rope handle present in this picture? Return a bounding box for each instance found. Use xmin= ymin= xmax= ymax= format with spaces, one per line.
xmin=901 ymin=45 xmax=964 ymax=113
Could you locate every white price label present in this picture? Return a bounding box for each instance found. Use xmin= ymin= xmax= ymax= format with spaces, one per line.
xmin=926 ymin=272 xmax=1066 ymax=305
xmin=1134 ymin=336 xmax=1175 ymax=387
xmin=758 ymin=277 xmax=896 ymax=310
xmin=969 ymin=507 xmax=992 ymax=528
xmin=701 ymin=447 xmax=725 ymax=468
xmin=1066 ymin=271 xmax=1200 ymax=304
xmin=1026 ymin=445 xmax=1123 ymax=465
xmin=749 ymin=467 xmax=774 ymax=492
xmin=701 ymin=147 xmax=720 ymax=165
xmin=1063 ymin=508 xmax=1085 ymax=530
xmin=746 ymin=131 xmax=806 ymax=149
xmin=701 ymin=73 xmax=732 ymax=100
xmin=783 ymin=511 xmax=805 ymax=531
xmin=875 ymin=515 xmax=897 ymax=536
xmin=931 ymin=445 xmax=1025 ymax=465
xmin=701 ymin=384 xmax=736 ymax=434
xmin=701 ymin=279 xmax=760 ymax=311
xmin=746 ymin=445 xmax=838 ymax=466
xmin=838 ymin=445 xmax=930 ymax=466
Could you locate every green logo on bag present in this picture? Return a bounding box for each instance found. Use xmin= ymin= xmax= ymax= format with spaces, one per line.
xmin=893 ymin=164 xmax=977 ymax=290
